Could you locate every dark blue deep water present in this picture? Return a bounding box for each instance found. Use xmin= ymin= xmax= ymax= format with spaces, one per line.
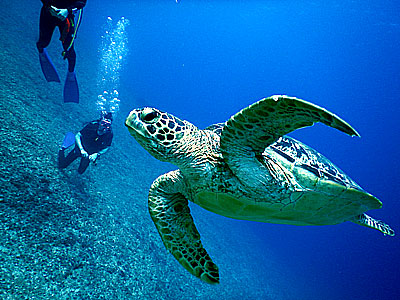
xmin=2 ymin=1 xmax=399 ymax=299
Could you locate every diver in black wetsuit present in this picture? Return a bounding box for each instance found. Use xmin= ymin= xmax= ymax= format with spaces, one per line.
xmin=58 ymin=112 xmax=114 ymax=174
xmin=37 ymin=0 xmax=87 ymax=73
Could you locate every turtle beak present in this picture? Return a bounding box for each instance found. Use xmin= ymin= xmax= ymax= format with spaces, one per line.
xmin=125 ymin=109 xmax=150 ymax=139
xmin=125 ymin=109 xmax=169 ymax=162
xmin=125 ymin=110 xmax=138 ymax=129
xmin=125 ymin=110 xmax=141 ymax=133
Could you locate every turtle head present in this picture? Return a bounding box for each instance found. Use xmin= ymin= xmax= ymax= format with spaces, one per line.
xmin=125 ymin=107 xmax=193 ymax=162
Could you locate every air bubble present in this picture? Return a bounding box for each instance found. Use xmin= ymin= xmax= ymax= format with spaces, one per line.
xmin=96 ymin=16 xmax=129 ymax=115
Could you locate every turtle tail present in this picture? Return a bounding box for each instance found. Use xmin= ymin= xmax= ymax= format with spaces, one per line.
xmin=352 ymin=213 xmax=395 ymax=236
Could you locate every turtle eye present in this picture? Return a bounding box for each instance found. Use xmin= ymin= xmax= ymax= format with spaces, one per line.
xmin=141 ymin=109 xmax=160 ymax=124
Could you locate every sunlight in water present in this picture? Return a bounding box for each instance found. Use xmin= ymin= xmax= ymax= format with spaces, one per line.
xmin=97 ymin=16 xmax=130 ymax=115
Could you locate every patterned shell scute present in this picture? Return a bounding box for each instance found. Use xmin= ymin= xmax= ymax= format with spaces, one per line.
xmin=204 ymin=123 xmax=225 ymax=136
xmin=270 ymin=136 xmax=362 ymax=190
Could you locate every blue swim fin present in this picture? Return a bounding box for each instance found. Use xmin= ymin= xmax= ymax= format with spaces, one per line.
xmin=61 ymin=132 xmax=75 ymax=149
xmin=63 ymin=71 xmax=79 ymax=103
xmin=39 ymin=48 xmax=61 ymax=82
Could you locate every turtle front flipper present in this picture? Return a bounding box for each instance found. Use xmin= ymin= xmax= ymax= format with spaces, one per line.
xmin=220 ymin=96 xmax=360 ymax=191
xmin=148 ymin=170 xmax=219 ymax=284
xmin=221 ymin=95 xmax=360 ymax=156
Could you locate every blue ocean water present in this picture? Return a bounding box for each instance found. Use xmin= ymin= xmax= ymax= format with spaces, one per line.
xmin=2 ymin=0 xmax=399 ymax=299
xmin=86 ymin=2 xmax=400 ymax=298
xmin=74 ymin=0 xmax=400 ymax=299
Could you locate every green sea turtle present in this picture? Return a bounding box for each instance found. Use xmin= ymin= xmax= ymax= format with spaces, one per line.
xmin=125 ymin=95 xmax=394 ymax=284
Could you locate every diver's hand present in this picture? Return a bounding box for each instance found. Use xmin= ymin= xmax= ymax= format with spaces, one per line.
xmin=89 ymin=153 xmax=99 ymax=162
xmin=50 ymin=6 xmax=68 ymax=21
xmin=80 ymin=149 xmax=88 ymax=158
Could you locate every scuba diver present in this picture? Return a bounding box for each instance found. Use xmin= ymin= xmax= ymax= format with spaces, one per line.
xmin=37 ymin=0 xmax=87 ymax=103
xmin=58 ymin=112 xmax=114 ymax=174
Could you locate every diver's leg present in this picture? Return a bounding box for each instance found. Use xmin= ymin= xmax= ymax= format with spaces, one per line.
xmin=37 ymin=8 xmax=61 ymax=82
xmin=62 ymin=30 xmax=77 ymax=72
xmin=58 ymin=17 xmax=79 ymax=102
xmin=58 ymin=146 xmax=80 ymax=169
xmin=77 ymin=157 xmax=90 ymax=174
xmin=58 ymin=16 xmax=77 ymax=72
xmin=36 ymin=6 xmax=57 ymax=52
xmin=62 ymin=43 xmax=78 ymax=102
xmin=65 ymin=45 xmax=76 ymax=72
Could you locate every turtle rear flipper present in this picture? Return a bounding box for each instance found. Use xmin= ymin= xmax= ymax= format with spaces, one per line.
xmin=149 ymin=170 xmax=219 ymax=284
xmin=352 ymin=213 xmax=395 ymax=236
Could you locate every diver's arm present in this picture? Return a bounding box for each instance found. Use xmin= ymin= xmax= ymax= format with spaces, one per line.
xmin=75 ymin=133 xmax=88 ymax=157
xmin=41 ymin=0 xmax=53 ymax=6
xmin=88 ymin=147 xmax=108 ymax=162
xmin=98 ymin=147 xmax=109 ymax=156
xmin=50 ymin=0 xmax=86 ymax=17
xmin=67 ymin=0 xmax=87 ymax=10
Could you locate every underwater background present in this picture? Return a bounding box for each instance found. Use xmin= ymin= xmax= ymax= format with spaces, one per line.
xmin=1 ymin=0 xmax=399 ymax=299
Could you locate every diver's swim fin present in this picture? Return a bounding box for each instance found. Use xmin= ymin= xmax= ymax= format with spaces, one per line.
xmin=63 ymin=71 xmax=79 ymax=103
xmin=39 ymin=48 xmax=61 ymax=83
xmin=61 ymin=132 xmax=75 ymax=149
